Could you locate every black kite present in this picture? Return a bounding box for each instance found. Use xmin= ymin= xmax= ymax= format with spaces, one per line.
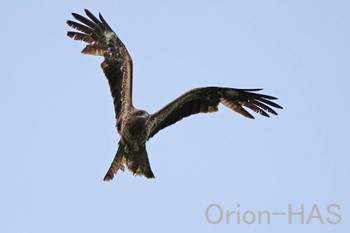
xmin=67 ymin=9 xmax=283 ymax=181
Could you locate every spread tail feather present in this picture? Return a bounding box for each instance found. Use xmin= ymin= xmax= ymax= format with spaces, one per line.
xmin=103 ymin=145 xmax=125 ymax=181
xmin=126 ymin=147 xmax=155 ymax=179
xmin=103 ymin=141 xmax=155 ymax=181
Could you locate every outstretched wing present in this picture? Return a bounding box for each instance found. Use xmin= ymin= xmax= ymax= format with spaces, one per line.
xmin=146 ymin=87 xmax=282 ymax=139
xmin=67 ymin=9 xmax=133 ymax=124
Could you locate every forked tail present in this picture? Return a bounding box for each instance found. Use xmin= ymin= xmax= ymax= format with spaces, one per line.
xmin=103 ymin=140 xmax=155 ymax=181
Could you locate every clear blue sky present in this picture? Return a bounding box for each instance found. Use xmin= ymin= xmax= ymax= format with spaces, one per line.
xmin=1 ymin=1 xmax=349 ymax=232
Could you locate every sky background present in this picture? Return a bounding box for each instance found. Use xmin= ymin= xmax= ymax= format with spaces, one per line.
xmin=1 ymin=0 xmax=349 ymax=232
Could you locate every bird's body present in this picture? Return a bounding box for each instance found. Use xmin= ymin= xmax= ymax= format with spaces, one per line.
xmin=67 ymin=9 xmax=282 ymax=181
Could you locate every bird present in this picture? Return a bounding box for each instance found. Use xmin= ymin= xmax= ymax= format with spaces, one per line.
xmin=66 ymin=9 xmax=283 ymax=181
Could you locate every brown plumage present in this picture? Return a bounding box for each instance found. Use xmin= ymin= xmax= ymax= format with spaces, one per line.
xmin=67 ymin=9 xmax=283 ymax=181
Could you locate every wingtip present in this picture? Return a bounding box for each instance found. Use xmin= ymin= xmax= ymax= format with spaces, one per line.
xmin=246 ymin=88 xmax=264 ymax=92
xmin=98 ymin=12 xmax=104 ymax=22
xmin=66 ymin=31 xmax=76 ymax=39
xmin=274 ymin=103 xmax=283 ymax=109
xmin=84 ymin=8 xmax=91 ymax=15
xmin=71 ymin=12 xmax=79 ymax=18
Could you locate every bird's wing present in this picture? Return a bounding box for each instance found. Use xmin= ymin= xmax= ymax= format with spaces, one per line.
xmin=67 ymin=9 xmax=133 ymax=124
xmin=146 ymin=87 xmax=282 ymax=139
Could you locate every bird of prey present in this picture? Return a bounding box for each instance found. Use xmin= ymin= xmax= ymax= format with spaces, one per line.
xmin=67 ymin=9 xmax=282 ymax=181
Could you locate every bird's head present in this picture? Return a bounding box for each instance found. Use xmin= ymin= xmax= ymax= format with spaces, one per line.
xmin=133 ymin=109 xmax=150 ymax=120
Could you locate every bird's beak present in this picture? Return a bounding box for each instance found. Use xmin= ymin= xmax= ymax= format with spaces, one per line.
xmin=143 ymin=113 xmax=150 ymax=119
